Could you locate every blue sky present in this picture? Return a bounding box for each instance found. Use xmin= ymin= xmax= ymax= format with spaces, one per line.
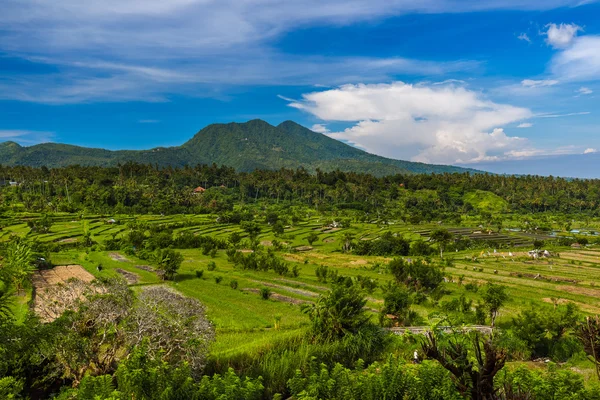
xmin=1 ymin=0 xmax=599 ymax=173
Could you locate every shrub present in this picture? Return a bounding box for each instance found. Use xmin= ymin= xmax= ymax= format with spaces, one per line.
xmin=215 ymin=276 xmax=223 ymax=284
xmin=207 ymin=261 xmax=217 ymax=271
xmin=230 ymin=280 xmax=238 ymax=289
xmin=316 ymin=265 xmax=328 ymax=282
xmin=464 ymin=283 xmax=479 ymax=292
xmin=260 ymin=288 xmax=272 ymax=300
xmin=196 ymin=269 xmax=204 ymax=279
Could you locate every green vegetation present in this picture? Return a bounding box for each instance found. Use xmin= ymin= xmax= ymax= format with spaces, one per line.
xmin=0 ymin=120 xmax=476 ymax=175
xmin=3 ymin=164 xmax=600 ymax=398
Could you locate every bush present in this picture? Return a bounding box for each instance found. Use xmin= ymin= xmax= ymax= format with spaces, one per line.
xmin=292 ymin=265 xmax=300 ymax=278
xmin=316 ymin=265 xmax=328 ymax=282
xmin=207 ymin=261 xmax=217 ymax=271
xmin=464 ymin=283 xmax=479 ymax=292
xmin=260 ymin=288 xmax=272 ymax=300
xmin=230 ymin=280 xmax=238 ymax=290
xmin=196 ymin=270 xmax=204 ymax=279
xmin=215 ymin=276 xmax=223 ymax=284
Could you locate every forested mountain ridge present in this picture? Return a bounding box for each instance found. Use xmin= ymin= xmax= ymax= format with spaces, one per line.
xmin=0 ymin=120 xmax=480 ymax=176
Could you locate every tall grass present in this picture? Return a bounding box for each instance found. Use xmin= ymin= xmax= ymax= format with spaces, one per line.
xmin=206 ymin=326 xmax=392 ymax=398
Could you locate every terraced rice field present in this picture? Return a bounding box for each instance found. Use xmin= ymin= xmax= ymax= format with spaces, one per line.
xmin=7 ymin=212 xmax=600 ymax=356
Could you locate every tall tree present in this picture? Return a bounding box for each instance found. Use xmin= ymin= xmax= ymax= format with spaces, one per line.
xmin=0 ymin=238 xmax=36 ymax=294
xmin=481 ymin=284 xmax=508 ymax=328
xmin=577 ymin=316 xmax=600 ymax=380
xmin=430 ymin=228 xmax=454 ymax=259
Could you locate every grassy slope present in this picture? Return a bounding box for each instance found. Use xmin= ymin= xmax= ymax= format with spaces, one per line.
xmin=464 ymin=190 xmax=509 ymax=213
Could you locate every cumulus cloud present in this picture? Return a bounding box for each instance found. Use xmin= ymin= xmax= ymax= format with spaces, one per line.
xmin=517 ymin=123 xmax=533 ymax=128
xmin=551 ymin=36 xmax=600 ymax=81
xmin=584 ymin=148 xmax=597 ymax=154
xmin=521 ymin=79 xmax=560 ymax=87
xmin=311 ymin=124 xmax=330 ymax=134
xmin=518 ymin=33 xmax=532 ymax=43
xmin=544 ymin=23 xmax=582 ymax=48
xmin=577 ymin=87 xmax=593 ymax=94
xmin=287 ymin=82 xmax=533 ymax=164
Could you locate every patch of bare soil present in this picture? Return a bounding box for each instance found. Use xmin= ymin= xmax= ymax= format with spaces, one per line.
xmin=238 ymin=249 xmax=254 ymax=253
xmin=323 ymin=238 xmax=336 ymax=243
xmin=116 ymin=268 xmax=139 ymax=284
xmin=260 ymin=241 xmax=273 ymax=246
xmin=59 ymin=238 xmax=78 ymax=243
xmin=134 ymin=265 xmax=156 ymax=272
xmin=32 ymin=265 xmax=96 ymax=322
xmin=33 ymin=265 xmax=95 ymax=287
xmin=559 ymin=285 xmax=600 ymax=298
xmin=242 ymin=288 xmax=309 ymax=305
xmin=350 ymin=259 xmax=368 ymax=265
xmin=109 ymin=252 xmax=129 ymax=262
xmin=295 ymin=246 xmax=313 ymax=252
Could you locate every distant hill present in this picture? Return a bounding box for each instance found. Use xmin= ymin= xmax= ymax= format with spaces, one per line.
xmin=0 ymin=120 xmax=481 ymax=176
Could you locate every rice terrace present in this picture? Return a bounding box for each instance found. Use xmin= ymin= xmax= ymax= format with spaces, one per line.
xmin=3 ymin=1 xmax=600 ymax=398
xmin=2 ymin=163 xmax=600 ymax=399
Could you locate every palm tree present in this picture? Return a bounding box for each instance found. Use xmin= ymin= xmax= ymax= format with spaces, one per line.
xmin=2 ymin=239 xmax=35 ymax=295
xmin=0 ymin=289 xmax=13 ymax=320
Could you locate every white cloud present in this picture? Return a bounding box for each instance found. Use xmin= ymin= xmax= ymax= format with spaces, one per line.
xmin=0 ymin=55 xmax=479 ymax=104
xmin=551 ymin=36 xmax=600 ymax=81
xmin=544 ymin=23 xmax=582 ymax=48
xmin=577 ymin=87 xmax=593 ymax=94
xmin=521 ymin=79 xmax=560 ymax=87
xmin=288 ymin=82 xmax=533 ymax=164
xmin=537 ymin=111 xmax=590 ymax=118
xmin=311 ymin=124 xmax=330 ymax=134
xmin=0 ymin=130 xmax=54 ymax=144
xmin=517 ymin=122 xmax=533 ymax=128
xmin=518 ymin=33 xmax=531 ymax=43
xmin=0 ymin=0 xmax=594 ymax=103
xmin=584 ymin=148 xmax=597 ymax=154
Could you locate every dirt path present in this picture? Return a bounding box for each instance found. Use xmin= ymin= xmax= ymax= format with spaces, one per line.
xmin=109 ymin=252 xmax=129 ymax=262
xmin=116 ymin=268 xmax=139 ymax=284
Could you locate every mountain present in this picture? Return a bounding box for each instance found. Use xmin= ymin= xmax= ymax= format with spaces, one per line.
xmin=0 ymin=120 xmax=480 ymax=176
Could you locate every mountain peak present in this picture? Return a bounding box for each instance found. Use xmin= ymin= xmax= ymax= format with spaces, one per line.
xmin=0 ymin=141 xmax=21 ymax=148
xmin=0 ymin=120 xmax=479 ymax=175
